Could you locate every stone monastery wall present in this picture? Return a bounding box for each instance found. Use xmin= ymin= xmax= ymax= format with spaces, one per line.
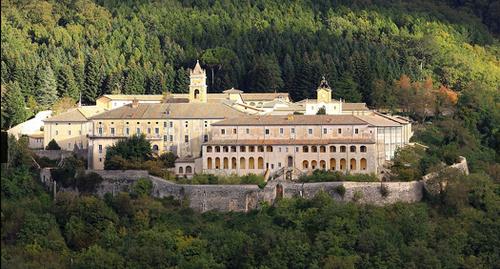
xmin=87 ymin=170 xmax=423 ymax=212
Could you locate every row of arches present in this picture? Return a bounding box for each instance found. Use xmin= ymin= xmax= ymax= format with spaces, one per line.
xmin=207 ymin=145 xmax=273 ymax=153
xmin=302 ymin=158 xmax=367 ymax=171
xmin=302 ymin=145 xmax=367 ymax=153
xmin=206 ymin=145 xmax=367 ymax=153
xmin=178 ymin=165 xmax=193 ymax=174
xmin=207 ymin=157 xmax=265 ymax=170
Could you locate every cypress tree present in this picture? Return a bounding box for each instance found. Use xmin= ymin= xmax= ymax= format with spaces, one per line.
xmin=84 ymin=53 xmax=101 ymax=104
xmin=36 ymin=64 xmax=58 ymax=109
xmin=3 ymin=82 xmax=29 ymax=128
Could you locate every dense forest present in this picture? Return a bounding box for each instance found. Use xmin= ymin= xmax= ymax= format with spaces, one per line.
xmin=1 ymin=0 xmax=499 ymax=268
xmin=1 ymin=136 xmax=499 ymax=268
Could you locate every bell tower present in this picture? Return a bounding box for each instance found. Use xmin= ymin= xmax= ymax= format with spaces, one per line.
xmin=189 ymin=60 xmax=207 ymax=103
xmin=317 ymin=76 xmax=332 ymax=103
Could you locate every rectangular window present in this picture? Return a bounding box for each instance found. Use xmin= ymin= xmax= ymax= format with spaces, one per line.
xmin=355 ymin=128 xmax=359 ymax=134
xmin=163 ymin=135 xmax=168 ymax=141
xmin=125 ymin=128 xmax=130 ymax=135
xmin=203 ymin=135 xmax=209 ymax=142
xmin=99 ymin=158 xmax=102 ymax=162
xmin=291 ymin=128 xmax=295 ymax=134
xmin=221 ymin=129 xmax=226 ymax=135
xmin=295 ymin=147 xmax=299 ymax=152
xmin=169 ymin=135 xmax=173 ymax=142
xmin=278 ymin=162 xmax=282 ymax=167
xmin=98 ymin=128 xmax=102 ymax=135
xmin=323 ymin=128 xmax=327 ymax=134
xmin=68 ymin=130 xmax=72 ymax=135
xmin=164 ymin=122 xmax=167 ymax=127
xmin=110 ymin=128 xmax=115 ymax=135
xmin=155 ymin=128 xmax=159 ymax=134
xmin=184 ymin=135 xmax=189 ymax=143
xmin=246 ymin=128 xmax=249 ymax=134
xmin=98 ymin=145 xmax=102 ymax=153
xmin=338 ymin=128 xmax=342 ymax=134
xmin=308 ymin=129 xmax=313 ymax=135
xmin=136 ymin=128 xmax=140 ymax=134
xmin=233 ymin=128 xmax=237 ymax=134
xmin=169 ymin=122 xmax=173 ymax=128
xmin=280 ymin=128 xmax=284 ymax=134
xmin=147 ymin=128 xmax=151 ymax=134
xmin=278 ymin=147 xmax=282 ymax=152
xmin=265 ymin=129 xmax=270 ymax=135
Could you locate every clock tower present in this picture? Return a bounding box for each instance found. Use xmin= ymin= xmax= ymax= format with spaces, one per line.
xmin=189 ymin=60 xmax=207 ymax=103
xmin=316 ymin=76 xmax=332 ymax=103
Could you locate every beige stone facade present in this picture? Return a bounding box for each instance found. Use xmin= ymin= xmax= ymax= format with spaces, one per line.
xmin=201 ymin=113 xmax=412 ymax=178
xmin=43 ymin=106 xmax=106 ymax=151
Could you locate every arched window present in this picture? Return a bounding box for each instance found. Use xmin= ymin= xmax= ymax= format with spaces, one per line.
xmin=249 ymin=146 xmax=255 ymax=152
xmin=258 ymin=157 xmax=264 ymax=169
xmin=240 ymin=146 xmax=246 ymax=152
xmin=350 ymin=158 xmax=357 ymax=170
xmin=185 ymin=166 xmax=192 ymax=174
xmin=330 ymin=158 xmax=336 ymax=170
xmin=231 ymin=146 xmax=237 ymax=152
xmin=311 ymin=146 xmax=318 ymax=152
xmin=178 ymin=166 xmax=184 ymax=174
xmin=303 ymin=146 xmax=309 ymax=153
xmin=194 ymin=89 xmax=200 ymax=99
xmin=223 ymin=157 xmax=229 ymax=169
xmin=152 ymin=145 xmax=159 ymax=151
xmin=350 ymin=146 xmax=356 ymax=153
xmin=311 ymin=160 xmax=317 ymax=169
xmin=302 ymin=160 xmax=309 ymax=169
xmin=360 ymin=158 xmax=367 ymax=170
xmin=207 ymin=146 xmax=212 ymax=152
xmin=340 ymin=146 xmax=346 ymax=153
xmin=320 ymin=160 xmax=326 ymax=170
xmin=240 ymin=157 xmax=246 ymax=169
xmin=320 ymin=146 xmax=326 ymax=153
xmin=258 ymin=146 xmax=264 ymax=152
xmin=207 ymin=157 xmax=212 ymax=169
xmin=215 ymin=146 xmax=220 ymax=152
xmin=223 ymin=146 xmax=229 ymax=152
xmin=266 ymin=145 xmax=273 ymax=152
xmin=231 ymin=157 xmax=237 ymax=169
xmin=215 ymin=157 xmax=221 ymax=169
xmin=360 ymin=146 xmax=367 ymax=153
xmin=330 ymin=146 xmax=336 ymax=152
xmin=340 ymin=158 xmax=346 ymax=170
xmin=249 ymin=157 xmax=255 ymax=169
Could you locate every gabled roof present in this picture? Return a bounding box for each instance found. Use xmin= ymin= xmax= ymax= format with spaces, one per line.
xmin=45 ymin=106 xmax=107 ymax=122
xmin=212 ymin=115 xmax=368 ymax=126
xmin=223 ymin=88 xmax=243 ymax=94
xmin=241 ymin=93 xmax=289 ymax=101
xmin=91 ymin=103 xmax=246 ymax=120
xmin=342 ymin=103 xmax=369 ymax=111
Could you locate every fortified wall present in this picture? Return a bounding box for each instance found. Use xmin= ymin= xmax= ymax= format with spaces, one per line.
xmin=39 ymin=157 xmax=468 ymax=212
xmin=41 ymin=168 xmax=423 ymax=212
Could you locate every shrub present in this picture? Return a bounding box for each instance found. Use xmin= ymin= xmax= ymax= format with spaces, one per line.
xmin=335 ymin=185 xmax=346 ymax=198
xmin=131 ymin=178 xmax=153 ymax=198
xmin=380 ymin=184 xmax=390 ymax=198
xmin=46 ymin=139 xmax=61 ymax=150
xmin=352 ymin=190 xmax=364 ymax=202
xmin=159 ymin=152 xmax=177 ymax=168
xmin=75 ymin=172 xmax=104 ymax=194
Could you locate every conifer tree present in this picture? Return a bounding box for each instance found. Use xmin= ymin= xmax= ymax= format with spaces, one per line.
xmin=174 ymin=68 xmax=189 ymax=93
xmin=36 ymin=64 xmax=58 ymax=109
xmin=123 ymin=66 xmax=145 ymax=94
xmin=164 ymin=64 xmax=176 ymax=91
xmin=57 ymin=65 xmax=79 ymax=99
xmin=247 ymin=54 xmax=283 ymax=93
xmin=84 ymin=53 xmax=101 ymax=104
xmin=3 ymin=82 xmax=29 ymax=128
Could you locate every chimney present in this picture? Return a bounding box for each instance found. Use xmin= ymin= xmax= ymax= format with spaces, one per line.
xmin=131 ymin=98 xmax=139 ymax=108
